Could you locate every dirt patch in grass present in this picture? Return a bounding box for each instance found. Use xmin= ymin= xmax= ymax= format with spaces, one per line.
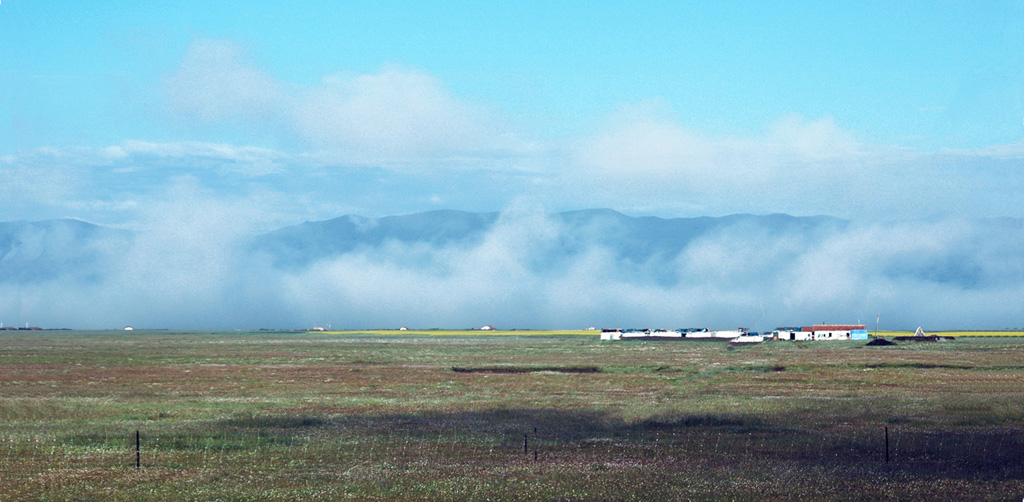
xmin=634 ymin=413 xmax=764 ymax=430
xmin=863 ymin=362 xmax=974 ymax=370
xmin=451 ymin=365 xmax=601 ymax=374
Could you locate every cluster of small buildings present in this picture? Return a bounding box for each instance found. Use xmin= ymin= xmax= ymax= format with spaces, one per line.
xmin=600 ymin=324 xmax=869 ymax=342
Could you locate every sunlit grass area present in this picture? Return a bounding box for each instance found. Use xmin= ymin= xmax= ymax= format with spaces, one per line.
xmin=1 ymin=332 xmax=1023 ymax=500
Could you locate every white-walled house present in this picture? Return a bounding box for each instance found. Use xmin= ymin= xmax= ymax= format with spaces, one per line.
xmin=600 ymin=329 xmax=622 ymax=340
xmin=803 ymin=324 xmax=868 ymax=340
xmin=771 ymin=327 xmax=812 ymax=341
xmin=771 ymin=325 xmax=868 ymax=340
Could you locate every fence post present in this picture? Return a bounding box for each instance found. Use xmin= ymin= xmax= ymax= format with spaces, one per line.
xmin=136 ymin=431 xmax=141 ymax=470
xmin=885 ymin=426 xmax=889 ymax=464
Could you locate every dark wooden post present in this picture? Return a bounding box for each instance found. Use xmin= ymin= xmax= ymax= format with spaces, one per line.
xmin=885 ymin=426 xmax=889 ymax=463
xmin=524 ymin=434 xmax=528 ymax=455
xmin=136 ymin=431 xmax=141 ymax=469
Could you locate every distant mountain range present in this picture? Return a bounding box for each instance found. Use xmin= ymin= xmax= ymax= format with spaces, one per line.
xmin=249 ymin=209 xmax=848 ymax=268
xmin=0 ymin=219 xmax=132 ymax=283
xmin=3 ymin=210 xmax=1023 ymax=330
xmin=0 ymin=209 xmax=846 ymax=285
xmin=4 ymin=210 xmax=1021 ymax=291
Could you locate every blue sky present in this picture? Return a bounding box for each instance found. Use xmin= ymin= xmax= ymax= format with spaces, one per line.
xmin=2 ymin=2 xmax=1024 ymax=330
xmin=2 ymin=1 xmax=1024 ymax=224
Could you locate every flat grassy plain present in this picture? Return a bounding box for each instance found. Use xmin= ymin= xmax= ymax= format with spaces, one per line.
xmin=1 ymin=332 xmax=1023 ymax=501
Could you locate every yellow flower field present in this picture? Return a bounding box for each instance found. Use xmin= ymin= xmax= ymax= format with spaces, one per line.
xmin=875 ymin=330 xmax=1024 ymax=337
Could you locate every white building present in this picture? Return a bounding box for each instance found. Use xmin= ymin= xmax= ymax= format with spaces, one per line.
xmin=772 ymin=327 xmax=812 ymax=341
xmin=600 ymin=329 xmax=622 ymax=340
xmin=804 ymin=324 xmax=868 ymax=340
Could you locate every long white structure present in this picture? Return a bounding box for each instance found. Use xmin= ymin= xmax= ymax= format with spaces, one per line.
xmin=600 ymin=324 xmax=869 ymax=342
xmin=771 ymin=324 xmax=868 ymax=341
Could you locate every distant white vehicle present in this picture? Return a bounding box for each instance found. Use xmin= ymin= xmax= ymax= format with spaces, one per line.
xmin=731 ymin=334 xmax=764 ymax=344
xmin=712 ymin=329 xmax=746 ymax=339
xmin=648 ymin=329 xmax=683 ymax=339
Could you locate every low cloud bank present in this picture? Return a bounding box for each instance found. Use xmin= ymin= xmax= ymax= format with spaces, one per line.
xmin=1 ymin=208 xmax=1021 ymax=331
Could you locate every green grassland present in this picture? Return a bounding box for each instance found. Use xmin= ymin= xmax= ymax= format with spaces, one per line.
xmin=1 ymin=331 xmax=1023 ymax=500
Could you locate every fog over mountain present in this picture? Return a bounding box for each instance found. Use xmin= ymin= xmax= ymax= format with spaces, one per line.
xmin=1 ymin=209 xmax=1021 ymax=331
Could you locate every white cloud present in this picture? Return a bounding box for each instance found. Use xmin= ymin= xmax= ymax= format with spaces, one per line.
xmin=293 ymin=68 xmax=495 ymax=162
xmin=243 ymin=209 xmax=1019 ymax=331
xmin=577 ymin=119 xmax=715 ymax=180
xmin=571 ymin=106 xmax=864 ymax=205
xmin=570 ymin=102 xmax=1024 ymax=220
xmin=261 ymin=211 xmax=1019 ymax=330
xmin=766 ymin=113 xmax=860 ymax=159
xmin=164 ymin=39 xmax=287 ymax=123
xmin=102 ymin=140 xmax=287 ymax=176
xmin=6 ymin=36 xmax=1024 ymax=230
xmin=575 ymin=104 xmax=861 ymax=182
xmin=153 ymin=38 xmax=1024 ymax=222
xmin=164 ymin=39 xmax=518 ymax=165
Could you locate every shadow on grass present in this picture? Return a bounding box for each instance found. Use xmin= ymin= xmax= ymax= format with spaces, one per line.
xmin=195 ymin=407 xmax=1024 ymax=480
xmin=63 ymin=407 xmax=1024 ymax=481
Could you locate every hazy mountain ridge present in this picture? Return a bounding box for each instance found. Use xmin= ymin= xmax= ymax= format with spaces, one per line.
xmin=250 ymin=209 xmax=849 ymax=270
xmin=4 ymin=211 xmax=1021 ymax=290
xmin=0 ymin=209 xmax=847 ymax=285
xmin=252 ymin=210 xmax=502 ymax=267
xmin=880 ymin=217 xmax=1024 ymax=288
xmin=0 ymin=219 xmax=132 ymax=283
xmin=1 ymin=211 xmax=1022 ymax=329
